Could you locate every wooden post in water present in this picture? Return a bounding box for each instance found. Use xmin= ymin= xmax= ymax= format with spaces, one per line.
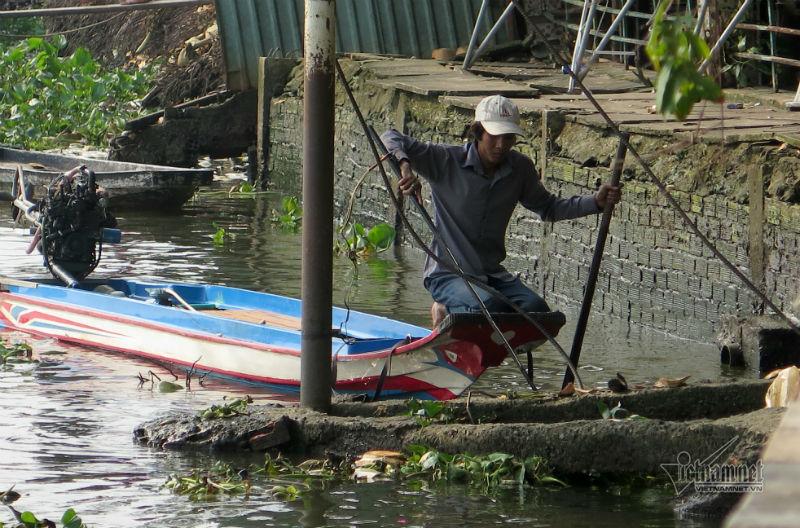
xmin=562 ymin=133 xmax=629 ymax=389
xmin=301 ymin=0 xmax=336 ymax=412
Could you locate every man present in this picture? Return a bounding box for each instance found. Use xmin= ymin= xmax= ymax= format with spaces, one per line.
xmin=381 ymin=95 xmax=621 ymax=326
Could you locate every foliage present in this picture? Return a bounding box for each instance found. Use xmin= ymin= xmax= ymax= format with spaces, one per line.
xmin=261 ymin=454 xmax=343 ymax=500
xmin=335 ymin=222 xmax=396 ymax=257
xmin=398 ymin=445 xmax=567 ymax=491
xmin=0 ymin=35 xmax=156 ymax=149
xmin=405 ymin=399 xmax=455 ymax=426
xmin=0 ymin=340 xmax=35 ymax=366
xmin=597 ymin=401 xmax=646 ymax=420
xmin=164 ymin=454 xmax=343 ymax=503
xmin=1 ymin=487 xmax=86 ymax=528
xmin=270 ymin=196 xmax=302 ymax=230
xmin=0 ymin=18 xmax=44 ymax=46
xmin=645 ymin=0 xmax=723 ymax=119
xmin=164 ymin=461 xmax=251 ymax=501
xmin=210 ymin=222 xmax=234 ymax=246
xmin=197 ymin=396 xmax=253 ymax=420
xmin=720 ymin=35 xmax=766 ymax=87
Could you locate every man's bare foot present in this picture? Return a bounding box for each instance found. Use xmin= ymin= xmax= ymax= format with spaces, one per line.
xmin=431 ymin=302 xmax=447 ymax=329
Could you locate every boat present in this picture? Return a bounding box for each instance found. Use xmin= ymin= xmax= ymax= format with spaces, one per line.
xmin=0 ymin=146 xmax=213 ymax=210
xmin=0 ymin=277 xmax=565 ymax=400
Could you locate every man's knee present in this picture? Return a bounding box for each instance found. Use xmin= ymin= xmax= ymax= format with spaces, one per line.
xmin=518 ymin=295 xmax=550 ymax=312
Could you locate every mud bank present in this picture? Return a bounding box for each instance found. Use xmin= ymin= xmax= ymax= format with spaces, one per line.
xmin=135 ymin=380 xmax=781 ymax=518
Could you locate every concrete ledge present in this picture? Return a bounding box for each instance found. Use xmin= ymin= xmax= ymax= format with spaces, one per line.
xmin=725 ymin=402 xmax=800 ymax=528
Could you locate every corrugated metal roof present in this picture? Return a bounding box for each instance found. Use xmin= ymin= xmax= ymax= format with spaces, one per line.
xmin=215 ymin=0 xmax=516 ymax=91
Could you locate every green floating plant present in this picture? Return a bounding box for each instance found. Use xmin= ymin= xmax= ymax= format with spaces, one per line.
xmin=270 ymin=196 xmax=302 ymax=230
xmin=197 ymin=396 xmax=253 ymax=420
xmin=335 ymin=221 xmax=396 ymax=257
xmin=645 ymin=0 xmax=723 ymax=119
xmin=398 ymin=445 xmax=567 ymax=491
xmin=0 ymin=35 xmax=156 ymax=149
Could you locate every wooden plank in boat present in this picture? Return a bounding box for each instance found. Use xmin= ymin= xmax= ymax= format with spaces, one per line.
xmin=212 ymin=309 xmax=301 ymax=330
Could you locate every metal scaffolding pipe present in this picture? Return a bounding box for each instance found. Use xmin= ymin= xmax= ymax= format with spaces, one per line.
xmin=577 ymin=0 xmax=636 ymax=81
xmin=301 ymin=0 xmax=335 ymax=413
xmin=569 ymin=0 xmax=598 ymax=92
xmin=699 ymin=0 xmax=753 ymax=74
xmin=462 ymin=0 xmax=490 ymax=70
xmin=466 ymin=2 xmax=517 ymax=69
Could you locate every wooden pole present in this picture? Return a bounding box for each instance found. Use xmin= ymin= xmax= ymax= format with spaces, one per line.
xmin=0 ymin=0 xmax=211 ymax=18
xmin=562 ymin=132 xmax=629 ymax=388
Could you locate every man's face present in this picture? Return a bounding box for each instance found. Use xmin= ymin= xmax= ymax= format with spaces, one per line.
xmin=477 ymin=131 xmax=517 ymax=169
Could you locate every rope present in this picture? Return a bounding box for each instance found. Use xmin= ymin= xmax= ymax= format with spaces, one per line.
xmin=0 ymin=13 xmax=126 ymax=39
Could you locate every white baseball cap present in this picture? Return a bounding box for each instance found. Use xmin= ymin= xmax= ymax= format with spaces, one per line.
xmin=474 ymin=95 xmax=524 ymax=136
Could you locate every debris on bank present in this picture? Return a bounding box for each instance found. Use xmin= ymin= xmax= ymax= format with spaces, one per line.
xmin=135 ymin=380 xmax=782 ymax=518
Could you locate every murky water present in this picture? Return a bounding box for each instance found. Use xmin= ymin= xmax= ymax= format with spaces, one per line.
xmin=0 ymin=185 xmax=731 ymax=527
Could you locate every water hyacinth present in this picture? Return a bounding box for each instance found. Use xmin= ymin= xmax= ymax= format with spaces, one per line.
xmin=0 ymin=35 xmax=156 ymax=149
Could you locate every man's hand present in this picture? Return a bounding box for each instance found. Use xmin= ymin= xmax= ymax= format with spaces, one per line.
xmin=398 ymin=160 xmax=422 ymax=201
xmin=595 ymin=182 xmax=623 ymax=210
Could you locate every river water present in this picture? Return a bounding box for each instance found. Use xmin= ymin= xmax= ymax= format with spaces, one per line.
xmin=0 ymin=184 xmax=733 ymax=527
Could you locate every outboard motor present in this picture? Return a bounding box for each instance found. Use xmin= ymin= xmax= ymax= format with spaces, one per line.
xmin=39 ymin=166 xmax=118 ymax=284
xmin=10 ymin=165 xmax=119 ymax=286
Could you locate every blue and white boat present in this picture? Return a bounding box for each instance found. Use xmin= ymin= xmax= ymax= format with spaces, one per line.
xmin=0 ymin=277 xmax=565 ymax=400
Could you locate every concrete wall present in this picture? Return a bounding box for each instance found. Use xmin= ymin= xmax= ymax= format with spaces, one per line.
xmin=267 ymin=66 xmax=800 ymax=341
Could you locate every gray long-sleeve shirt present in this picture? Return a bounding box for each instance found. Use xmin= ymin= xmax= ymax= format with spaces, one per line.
xmin=381 ymin=129 xmax=600 ymax=282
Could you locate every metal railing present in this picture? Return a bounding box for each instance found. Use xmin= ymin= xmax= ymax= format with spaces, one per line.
xmin=547 ymin=0 xmax=800 ymax=99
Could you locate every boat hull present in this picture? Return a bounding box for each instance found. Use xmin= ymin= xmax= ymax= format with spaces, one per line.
xmin=0 ymin=279 xmax=565 ymax=400
xmin=0 ymin=147 xmax=213 ymax=210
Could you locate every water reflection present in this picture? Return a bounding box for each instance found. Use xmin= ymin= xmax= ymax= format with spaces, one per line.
xmin=0 ymin=190 xmax=726 ymax=527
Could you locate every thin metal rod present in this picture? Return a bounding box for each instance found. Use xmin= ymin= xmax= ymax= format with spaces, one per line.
xmin=462 ymin=0 xmax=490 ymax=70
xmin=693 ymin=0 xmax=709 ymax=35
xmin=570 ymin=0 xmax=598 ymax=92
xmin=300 ymin=0 xmax=336 ymax=413
xmin=578 ymin=0 xmax=636 ymax=81
xmin=562 ymin=133 xmax=629 ymax=388
xmin=466 ymin=2 xmax=517 ymax=69
xmin=570 ymin=0 xmax=593 ymax=84
xmin=699 ymin=0 xmax=754 ymax=74
xmin=766 ymin=0 xmax=778 ymax=92
xmin=512 ymin=1 xmax=800 ymax=338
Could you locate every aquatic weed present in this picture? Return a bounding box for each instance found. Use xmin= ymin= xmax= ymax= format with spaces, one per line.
xmin=270 ymin=196 xmax=302 ymax=230
xmin=0 ymin=35 xmax=156 ymax=149
xmin=197 ymin=396 xmax=253 ymax=420
xmin=1 ymin=486 xmax=87 ymax=527
xmin=405 ymin=399 xmax=455 ymax=426
xmin=0 ymin=340 xmax=35 ymax=367
xmin=163 ymin=461 xmax=251 ymax=501
xmin=397 ymin=445 xmax=567 ymax=491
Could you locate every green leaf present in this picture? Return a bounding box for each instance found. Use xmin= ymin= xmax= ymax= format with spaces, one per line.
xmin=19 ymin=511 xmax=39 ymax=527
xmin=212 ymin=227 xmax=226 ymax=245
xmin=61 ymin=508 xmax=84 ymax=528
xmin=366 ymin=223 xmax=396 ymax=252
xmin=597 ymin=401 xmax=611 ymax=419
xmin=158 ymin=380 xmax=182 ymax=393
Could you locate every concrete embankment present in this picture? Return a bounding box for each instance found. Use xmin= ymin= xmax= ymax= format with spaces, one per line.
xmin=135 ymin=380 xmax=782 ymax=518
